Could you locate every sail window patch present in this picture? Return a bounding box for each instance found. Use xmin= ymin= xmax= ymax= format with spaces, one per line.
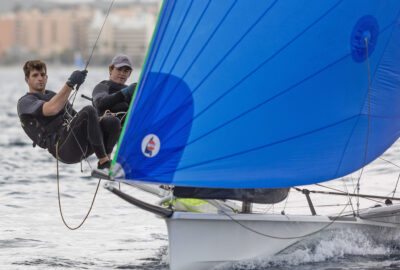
xmin=351 ymin=15 xmax=379 ymax=62
xmin=141 ymin=134 xmax=161 ymax=158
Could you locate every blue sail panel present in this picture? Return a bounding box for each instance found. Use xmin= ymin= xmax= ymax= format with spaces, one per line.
xmin=114 ymin=0 xmax=400 ymax=188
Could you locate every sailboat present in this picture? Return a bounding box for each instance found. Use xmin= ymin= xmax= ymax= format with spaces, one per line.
xmin=92 ymin=1 xmax=400 ymax=269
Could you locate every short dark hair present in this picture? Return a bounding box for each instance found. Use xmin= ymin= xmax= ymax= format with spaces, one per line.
xmin=23 ymin=60 xmax=47 ymax=78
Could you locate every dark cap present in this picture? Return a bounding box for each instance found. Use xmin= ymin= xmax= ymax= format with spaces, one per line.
xmin=110 ymin=54 xmax=133 ymax=69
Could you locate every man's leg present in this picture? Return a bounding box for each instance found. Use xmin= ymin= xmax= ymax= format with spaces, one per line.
xmin=100 ymin=115 xmax=121 ymax=156
xmin=57 ymin=106 xmax=108 ymax=165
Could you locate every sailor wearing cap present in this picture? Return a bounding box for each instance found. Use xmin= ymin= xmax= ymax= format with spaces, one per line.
xmin=92 ymin=54 xmax=137 ymax=124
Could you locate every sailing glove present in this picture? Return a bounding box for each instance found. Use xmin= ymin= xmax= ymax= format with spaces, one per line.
xmin=121 ymin=83 xmax=137 ymax=99
xmin=66 ymin=70 xmax=88 ymax=89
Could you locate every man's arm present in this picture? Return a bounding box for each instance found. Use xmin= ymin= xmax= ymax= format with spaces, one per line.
xmin=42 ymin=84 xmax=72 ymax=116
xmin=42 ymin=70 xmax=87 ymax=116
xmin=92 ymin=82 xmax=126 ymax=113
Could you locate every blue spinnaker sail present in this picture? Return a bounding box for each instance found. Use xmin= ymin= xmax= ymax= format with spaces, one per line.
xmin=113 ymin=0 xmax=400 ymax=188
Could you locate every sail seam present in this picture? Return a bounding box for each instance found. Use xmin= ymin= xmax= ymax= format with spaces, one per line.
xmin=332 ymin=17 xmax=400 ymax=179
xmin=145 ymin=0 xmax=194 ymax=95
xmin=160 ymin=115 xmax=359 ymax=175
xmin=112 ymin=0 xmax=174 ymax=167
xmin=135 ymin=0 xmax=213 ymax=131
xmin=185 ymin=54 xmax=350 ymax=146
xmin=161 ymin=0 xmax=343 ymax=144
xmin=135 ymin=0 xmax=265 ymax=135
xmin=145 ymin=0 xmax=235 ymax=126
xmin=132 ymin=0 xmax=279 ymax=141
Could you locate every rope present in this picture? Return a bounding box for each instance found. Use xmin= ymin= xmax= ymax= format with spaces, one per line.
xmin=56 ymin=141 xmax=101 ymax=230
xmin=392 ymin=173 xmax=400 ymax=199
xmin=64 ymin=0 xmax=116 ymax=111
xmin=220 ymin=201 xmax=350 ymax=240
xmin=316 ymin=183 xmax=381 ymax=204
xmin=60 ymin=0 xmax=119 ymax=170
xmin=356 ymin=37 xmax=372 ymax=215
xmin=50 ymin=0 xmax=117 ymax=230
xmin=218 ymin=39 xmax=377 ymax=238
xmin=85 ymin=0 xmax=116 ymax=71
xmin=220 ymin=188 xmax=400 ymax=239
xmin=280 ymin=188 xmax=291 ymax=215
xmin=339 ymin=175 xmax=357 ymax=215
xmin=379 ymin=157 xmax=400 ymax=169
xmin=348 ymin=172 xmax=357 ymax=214
xmin=377 ymin=157 xmax=400 ymax=198
xmin=60 ymin=117 xmax=93 ymax=171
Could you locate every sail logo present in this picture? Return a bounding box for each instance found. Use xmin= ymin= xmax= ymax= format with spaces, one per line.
xmin=141 ymin=134 xmax=160 ymax=158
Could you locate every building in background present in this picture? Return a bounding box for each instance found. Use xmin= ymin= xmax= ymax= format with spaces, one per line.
xmin=88 ymin=8 xmax=156 ymax=66
xmin=0 ymin=14 xmax=15 ymax=57
xmin=0 ymin=1 xmax=160 ymax=66
xmin=13 ymin=8 xmax=93 ymax=59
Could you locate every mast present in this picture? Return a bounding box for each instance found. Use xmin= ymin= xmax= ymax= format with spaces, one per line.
xmin=242 ymin=201 xmax=252 ymax=213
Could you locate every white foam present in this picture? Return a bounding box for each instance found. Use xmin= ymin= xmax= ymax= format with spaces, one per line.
xmin=215 ymin=228 xmax=390 ymax=269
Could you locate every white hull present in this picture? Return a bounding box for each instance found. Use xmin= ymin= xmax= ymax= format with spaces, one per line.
xmin=165 ymin=204 xmax=400 ymax=270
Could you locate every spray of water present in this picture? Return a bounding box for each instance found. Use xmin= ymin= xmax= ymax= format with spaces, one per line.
xmin=215 ymin=228 xmax=392 ymax=270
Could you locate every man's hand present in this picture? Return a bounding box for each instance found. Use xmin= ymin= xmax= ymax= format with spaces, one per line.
xmin=66 ymin=70 xmax=88 ymax=89
xmin=121 ymin=83 xmax=137 ymax=98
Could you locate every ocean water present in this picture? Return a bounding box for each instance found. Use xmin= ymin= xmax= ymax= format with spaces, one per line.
xmin=2 ymin=67 xmax=400 ymax=270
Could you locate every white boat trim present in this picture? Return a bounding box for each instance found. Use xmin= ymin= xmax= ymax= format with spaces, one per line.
xmin=165 ymin=204 xmax=400 ymax=270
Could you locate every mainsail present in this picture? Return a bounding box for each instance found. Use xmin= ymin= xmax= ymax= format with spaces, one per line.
xmin=112 ymin=0 xmax=400 ymax=188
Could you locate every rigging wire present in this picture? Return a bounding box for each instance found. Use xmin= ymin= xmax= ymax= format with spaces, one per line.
xmin=281 ymin=203 xmax=349 ymax=208
xmin=379 ymin=157 xmax=400 ymax=169
xmin=220 ymin=199 xmax=351 ymax=240
xmin=355 ymin=37 xmax=372 ymax=215
xmin=217 ymin=37 xmax=389 ymax=239
xmin=85 ymin=0 xmax=116 ymax=72
xmin=347 ymin=171 xmax=358 ymax=214
xmin=338 ymin=177 xmax=357 ymax=215
xmin=54 ymin=0 xmax=116 ymax=230
xmin=280 ymin=188 xmax=291 ymax=215
xmin=316 ymin=183 xmax=382 ymax=204
xmin=392 ymin=173 xmax=400 ymax=199
xmin=66 ymin=0 xmax=116 ymax=110
xmin=219 ymin=186 xmax=400 ymax=239
xmin=375 ymin=157 xmax=400 ymax=198
xmin=63 ymin=0 xmax=116 ymax=168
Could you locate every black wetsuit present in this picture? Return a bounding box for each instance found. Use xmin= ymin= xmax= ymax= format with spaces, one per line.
xmin=92 ymin=80 xmax=136 ymax=122
xmin=17 ymin=90 xmax=120 ymax=164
